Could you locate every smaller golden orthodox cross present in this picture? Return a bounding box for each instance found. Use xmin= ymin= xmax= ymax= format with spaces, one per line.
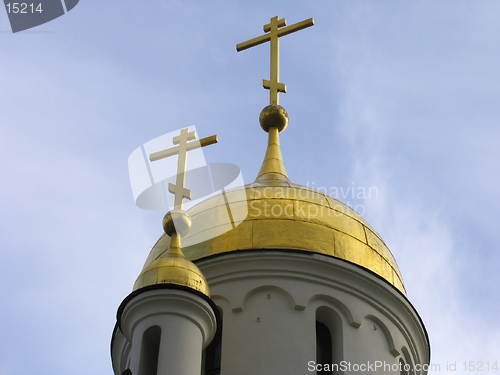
xmin=237 ymin=16 xmax=314 ymax=105
xmin=149 ymin=128 xmax=218 ymax=210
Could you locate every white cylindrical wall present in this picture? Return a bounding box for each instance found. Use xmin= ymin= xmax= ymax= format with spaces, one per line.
xmin=197 ymin=251 xmax=429 ymax=375
xmin=111 ymin=251 xmax=429 ymax=375
xmin=220 ymin=288 xmax=316 ymax=374
xmin=156 ymin=314 xmax=203 ymax=375
xmin=116 ymin=288 xmax=217 ymax=375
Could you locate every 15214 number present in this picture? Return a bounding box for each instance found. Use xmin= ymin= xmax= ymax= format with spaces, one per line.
xmin=6 ymin=3 xmax=42 ymax=14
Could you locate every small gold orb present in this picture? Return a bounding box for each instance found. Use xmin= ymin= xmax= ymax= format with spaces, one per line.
xmin=163 ymin=209 xmax=192 ymax=237
xmin=259 ymin=105 xmax=289 ymax=133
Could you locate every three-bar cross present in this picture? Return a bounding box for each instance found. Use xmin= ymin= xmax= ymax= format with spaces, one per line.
xmin=149 ymin=128 xmax=218 ymax=210
xmin=237 ymin=16 xmax=314 ymax=105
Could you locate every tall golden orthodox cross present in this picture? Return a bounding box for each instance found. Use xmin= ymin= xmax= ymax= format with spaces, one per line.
xmin=149 ymin=128 xmax=218 ymax=210
xmin=237 ymin=16 xmax=314 ymax=105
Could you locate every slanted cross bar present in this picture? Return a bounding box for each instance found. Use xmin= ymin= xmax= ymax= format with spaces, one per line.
xmin=149 ymin=128 xmax=218 ymax=210
xmin=237 ymin=16 xmax=314 ymax=105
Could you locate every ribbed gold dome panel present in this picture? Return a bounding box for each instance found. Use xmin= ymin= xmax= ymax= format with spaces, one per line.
xmin=141 ymin=182 xmax=406 ymax=295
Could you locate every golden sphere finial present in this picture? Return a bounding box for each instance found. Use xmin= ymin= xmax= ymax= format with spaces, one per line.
xmin=259 ymin=105 xmax=289 ymax=133
xmin=163 ymin=209 xmax=192 ymax=237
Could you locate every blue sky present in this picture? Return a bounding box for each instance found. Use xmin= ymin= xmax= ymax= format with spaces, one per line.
xmin=1 ymin=1 xmax=499 ymax=374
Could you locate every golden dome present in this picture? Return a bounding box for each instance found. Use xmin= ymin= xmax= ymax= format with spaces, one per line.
xmin=134 ymin=218 xmax=211 ymax=297
xmin=137 ymin=105 xmax=404 ymax=296
xmin=140 ymin=181 xmax=406 ymax=295
xmin=133 ymin=249 xmax=210 ymax=296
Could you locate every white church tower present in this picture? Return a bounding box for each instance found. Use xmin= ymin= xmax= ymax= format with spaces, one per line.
xmin=111 ymin=15 xmax=430 ymax=375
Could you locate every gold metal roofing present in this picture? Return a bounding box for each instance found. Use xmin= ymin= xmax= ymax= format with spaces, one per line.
xmin=134 ymin=231 xmax=210 ymax=296
xmin=141 ymin=181 xmax=406 ymax=295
